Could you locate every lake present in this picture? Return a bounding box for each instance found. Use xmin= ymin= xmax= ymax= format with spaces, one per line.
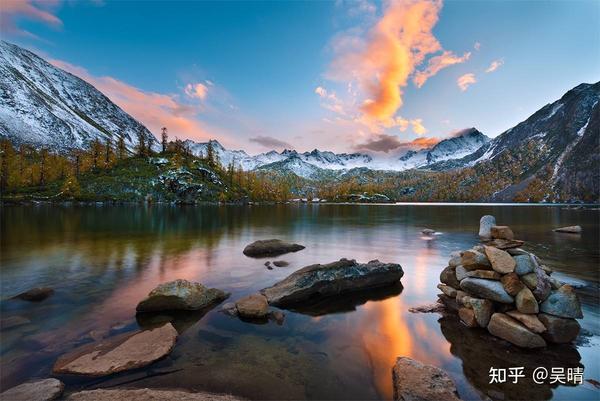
xmin=0 ymin=204 xmax=599 ymax=400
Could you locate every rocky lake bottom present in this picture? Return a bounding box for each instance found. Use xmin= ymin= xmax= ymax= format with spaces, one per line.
xmin=0 ymin=204 xmax=599 ymax=400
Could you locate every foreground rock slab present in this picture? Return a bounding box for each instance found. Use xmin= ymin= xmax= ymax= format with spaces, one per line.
xmin=66 ymin=388 xmax=246 ymax=401
xmin=0 ymin=378 xmax=64 ymax=401
xmin=392 ymin=357 xmax=462 ymax=401
xmin=261 ymin=258 xmax=403 ymax=307
xmin=487 ymin=313 xmax=546 ymax=348
xmin=242 ymin=239 xmax=305 ymax=257
xmin=12 ymin=287 xmax=54 ymax=302
xmin=53 ymin=323 xmax=177 ymax=376
xmin=538 ymin=313 xmax=581 ymax=343
xmin=553 ymin=225 xmax=582 ymax=234
xmin=136 ymin=279 xmax=229 ymax=312
xmin=460 ymin=278 xmax=514 ymax=303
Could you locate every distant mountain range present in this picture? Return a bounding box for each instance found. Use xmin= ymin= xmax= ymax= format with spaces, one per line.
xmin=0 ymin=40 xmax=598 ymax=201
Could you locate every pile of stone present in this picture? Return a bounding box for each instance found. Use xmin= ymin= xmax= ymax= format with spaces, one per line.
xmin=437 ymin=215 xmax=583 ymax=348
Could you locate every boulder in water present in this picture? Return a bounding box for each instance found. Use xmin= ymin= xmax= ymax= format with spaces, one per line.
xmin=392 ymin=357 xmax=462 ymax=401
xmin=553 ymin=225 xmax=582 ymax=234
xmin=243 ymin=239 xmax=305 ymax=257
xmin=539 ymin=285 xmax=583 ymax=319
xmin=478 ymin=215 xmax=496 ymax=239
xmin=487 ymin=313 xmax=546 ymax=348
xmin=235 ymin=294 xmax=269 ymax=319
xmin=0 ymin=378 xmax=64 ymax=401
xmin=12 ymin=287 xmax=54 ymax=302
xmin=136 ymin=279 xmax=229 ymax=312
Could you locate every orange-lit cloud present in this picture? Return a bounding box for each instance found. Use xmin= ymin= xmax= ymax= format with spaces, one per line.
xmin=50 ymin=58 xmax=214 ymax=141
xmin=486 ymin=59 xmax=504 ymax=73
xmin=184 ymin=82 xmax=209 ymax=100
xmin=1 ymin=0 xmax=62 ymax=38
xmin=355 ymin=133 xmax=439 ymax=153
xmin=413 ymin=50 xmax=471 ymax=88
xmin=457 ymin=73 xmax=476 ymax=91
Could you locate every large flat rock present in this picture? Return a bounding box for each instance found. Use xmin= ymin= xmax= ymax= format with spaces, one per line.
xmin=392 ymin=357 xmax=462 ymax=401
xmin=487 ymin=313 xmax=546 ymax=348
xmin=53 ymin=323 xmax=178 ymax=376
xmin=540 ymin=285 xmax=583 ymax=319
xmin=242 ymin=239 xmax=305 ymax=257
xmin=66 ymin=388 xmax=246 ymax=401
xmin=136 ymin=279 xmax=229 ymax=312
xmin=460 ymin=278 xmax=514 ymax=303
xmin=261 ymin=258 xmax=403 ymax=307
xmin=0 ymin=378 xmax=64 ymax=401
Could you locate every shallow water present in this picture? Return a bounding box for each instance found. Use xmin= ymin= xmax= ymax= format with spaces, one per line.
xmin=1 ymin=204 xmax=599 ymax=400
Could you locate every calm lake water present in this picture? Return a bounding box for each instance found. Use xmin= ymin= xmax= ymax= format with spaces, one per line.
xmin=1 ymin=204 xmax=599 ymax=400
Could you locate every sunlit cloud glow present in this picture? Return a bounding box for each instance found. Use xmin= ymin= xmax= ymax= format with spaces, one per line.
xmin=486 ymin=59 xmax=504 ymax=73
xmin=457 ymin=73 xmax=476 ymax=91
xmin=0 ymin=0 xmax=62 ymax=38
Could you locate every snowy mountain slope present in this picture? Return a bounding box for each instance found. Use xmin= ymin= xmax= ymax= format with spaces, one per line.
xmin=0 ymin=40 xmax=157 ymax=150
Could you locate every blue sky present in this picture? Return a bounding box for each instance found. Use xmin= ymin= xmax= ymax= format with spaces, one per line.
xmin=2 ymin=0 xmax=599 ymax=155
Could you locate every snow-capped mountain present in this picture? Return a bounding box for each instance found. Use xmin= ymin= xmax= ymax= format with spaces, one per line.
xmin=0 ymin=40 xmax=157 ymax=150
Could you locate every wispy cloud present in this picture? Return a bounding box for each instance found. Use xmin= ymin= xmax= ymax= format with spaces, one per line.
xmin=413 ymin=50 xmax=471 ymax=88
xmin=485 ymin=59 xmax=504 ymax=73
xmin=0 ymin=0 xmax=62 ymax=39
xmin=249 ymin=135 xmax=292 ymax=150
xmin=354 ymin=134 xmax=439 ymax=153
xmin=184 ymin=82 xmax=209 ymax=100
xmin=474 ymin=41 xmax=481 ymax=51
xmin=457 ymin=73 xmax=476 ymax=91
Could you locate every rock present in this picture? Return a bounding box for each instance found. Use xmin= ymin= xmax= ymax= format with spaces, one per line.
xmin=269 ymin=310 xmax=285 ymax=325
xmin=438 ymin=294 xmax=460 ymax=313
xmin=484 ymin=239 xmax=525 ymax=250
xmin=460 ymin=250 xmax=491 ymax=271
xmin=469 ymin=298 xmax=493 ymax=327
xmin=264 ymin=261 xmax=272 ymax=269
xmin=553 ymin=225 xmax=582 ymax=234
xmin=440 ymin=266 xmax=460 ymax=288
xmin=521 ymin=269 xmax=552 ymax=302
xmin=53 ymin=323 xmax=178 ymax=376
xmin=501 ymin=273 xmax=525 ymax=296
xmin=0 ymin=316 xmax=31 ymax=330
xmin=136 ymin=279 xmax=229 ymax=312
xmin=408 ymin=302 xmax=445 ymax=314
xmin=242 ymin=239 xmax=305 ymax=257
xmin=220 ymin=302 xmax=238 ymax=316
xmin=538 ymin=313 xmax=581 ymax=343
xmin=235 ymin=294 xmax=269 ymax=319
xmin=0 ymin=378 xmax=64 ymax=401
xmin=484 ymin=245 xmax=516 ymax=274
xmin=459 ymin=307 xmax=478 ymax=327
xmin=491 ymin=226 xmax=515 ymax=240
xmin=548 ymin=276 xmax=564 ymax=290
xmin=540 ymin=285 xmax=583 ymax=319
xmin=466 ymin=270 xmax=502 ymax=280
xmin=273 ymin=260 xmax=289 ymax=267
xmin=514 ymin=255 xmax=536 ymax=275
xmin=448 ymin=255 xmax=462 ymax=268
xmin=421 ymin=228 xmax=436 ymax=235
xmin=437 ymin=284 xmax=457 ymax=298
xmin=261 ymin=258 xmax=403 ymax=307
xmin=515 ymin=287 xmax=539 ymax=314
xmin=455 ymin=290 xmax=470 ymax=306
xmin=455 ymin=265 xmax=468 ymax=281
xmin=487 ymin=313 xmax=546 ymax=348
xmin=479 ymin=215 xmax=496 ymax=239
xmin=507 ymin=248 xmax=529 ymax=256
xmin=12 ymin=287 xmax=54 ymax=302
xmin=460 ymin=278 xmax=514 ymax=304
xmin=506 ymin=311 xmax=546 ymax=334
xmin=392 ymin=357 xmax=462 ymax=401
xmin=65 ymin=389 xmax=246 ymax=401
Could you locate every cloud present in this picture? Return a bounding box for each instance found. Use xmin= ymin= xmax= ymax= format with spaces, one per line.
xmin=410 ymin=118 xmax=427 ymax=135
xmin=326 ymin=0 xmax=467 ymax=126
xmin=413 ymin=50 xmax=471 ymax=88
xmin=485 ymin=59 xmax=504 ymax=73
xmin=249 ymin=135 xmax=292 ymax=150
xmin=457 ymin=73 xmax=476 ymax=91
xmin=184 ymin=82 xmax=209 ymax=100
xmin=1 ymin=0 xmax=62 ymax=38
xmin=50 ymin=58 xmax=214 ymax=141
xmin=314 ymin=86 xmax=346 ymax=115
xmin=474 ymin=41 xmax=481 ymax=51
xmin=354 ymin=134 xmax=439 ymax=153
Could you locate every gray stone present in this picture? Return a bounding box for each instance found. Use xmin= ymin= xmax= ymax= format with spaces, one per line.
xmin=0 ymin=378 xmax=64 ymax=401
xmin=448 ymin=255 xmax=462 ymax=268
xmin=461 ymin=250 xmax=492 ymax=271
xmin=538 ymin=313 xmax=581 ymax=343
xmin=484 ymin=246 xmax=516 ymax=274
xmin=392 ymin=357 xmax=462 ymax=401
xmin=553 ymin=225 xmax=582 ymax=234
xmin=455 ymin=265 xmax=468 ymax=281
xmin=136 ymin=279 xmax=229 ymax=312
xmin=479 ymin=215 xmax=496 ymax=239
xmin=243 ymin=239 xmax=305 ymax=257
xmin=521 ymin=269 xmax=552 ymax=302
xmin=440 ymin=266 xmax=460 ymax=288
xmin=466 ymin=270 xmax=502 ymax=280
xmin=53 ymin=323 xmax=178 ymax=376
xmin=514 ymin=255 xmax=536 ymax=275
xmin=437 ymin=284 xmax=457 ymax=298
xmin=469 ymin=298 xmax=493 ymax=327
xmin=515 ymin=287 xmax=539 ymax=314
xmin=261 ymin=258 xmax=403 ymax=307
xmin=460 ymin=278 xmax=514 ymax=304
xmin=487 ymin=313 xmax=546 ymax=348
xmin=273 ymin=260 xmax=289 ymax=267
xmin=540 ymin=285 xmax=583 ymax=319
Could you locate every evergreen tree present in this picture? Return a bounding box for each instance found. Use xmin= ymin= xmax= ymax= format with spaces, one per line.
xmin=105 ymin=137 xmax=112 ymax=168
xmin=136 ymin=129 xmax=146 ymax=157
xmin=117 ymin=135 xmax=126 ymax=160
xmin=206 ymin=140 xmax=215 ymax=167
xmin=161 ymin=127 xmax=168 ymax=153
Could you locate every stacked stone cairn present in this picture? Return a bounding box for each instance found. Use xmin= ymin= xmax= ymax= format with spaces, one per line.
xmin=437 ymin=215 xmax=583 ymax=348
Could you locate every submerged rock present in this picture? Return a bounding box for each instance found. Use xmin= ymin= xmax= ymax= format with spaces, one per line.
xmin=421 ymin=228 xmax=436 ymax=236
xmin=235 ymin=294 xmax=269 ymax=319
xmin=538 ymin=313 xmax=581 ymax=343
xmin=261 ymin=258 xmax=403 ymax=307
xmin=460 ymin=278 xmax=514 ymax=303
xmin=243 ymin=239 xmax=305 ymax=257
xmin=136 ymin=279 xmax=229 ymax=312
xmin=487 ymin=313 xmax=546 ymax=348
xmin=553 ymin=225 xmax=582 ymax=234
xmin=12 ymin=287 xmax=54 ymax=302
xmin=484 ymin=246 xmax=516 ymax=274
xmin=392 ymin=357 xmax=462 ymax=401
xmin=53 ymin=323 xmax=178 ymax=376
xmin=479 ymin=215 xmax=496 ymax=239
xmin=0 ymin=378 xmax=64 ymax=401
xmin=66 ymin=389 xmax=246 ymax=401
xmin=539 ymin=285 xmax=583 ymax=319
